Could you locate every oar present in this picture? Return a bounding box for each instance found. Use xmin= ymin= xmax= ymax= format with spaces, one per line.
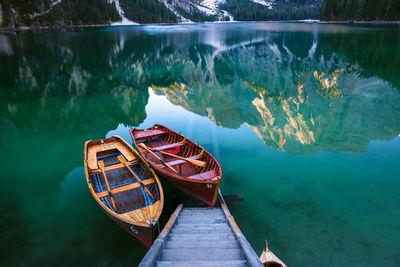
xmin=139 ymin=143 xmax=178 ymax=173
xmin=98 ymin=160 xmax=117 ymax=210
xmin=148 ymin=147 xmax=206 ymax=167
xmin=117 ymin=155 xmax=154 ymax=198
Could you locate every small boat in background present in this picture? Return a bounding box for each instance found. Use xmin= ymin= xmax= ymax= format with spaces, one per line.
xmin=260 ymin=240 xmax=287 ymax=267
xmin=84 ymin=135 xmax=164 ymax=248
xmin=130 ymin=124 xmax=222 ymax=207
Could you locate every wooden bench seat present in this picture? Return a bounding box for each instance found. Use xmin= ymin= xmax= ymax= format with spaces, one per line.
xmin=152 ymin=142 xmax=185 ymax=151
xmin=160 ymin=155 xmax=201 ymax=168
xmin=187 ymin=170 xmax=218 ymax=181
xmin=88 ymin=142 xmax=135 ymax=170
xmin=96 ymin=178 xmax=155 ymax=198
xmin=91 ymin=160 xmax=138 ymax=175
xmin=134 ymin=129 xmax=167 ymax=141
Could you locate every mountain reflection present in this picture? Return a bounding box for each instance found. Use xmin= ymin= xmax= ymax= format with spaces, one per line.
xmin=1 ymin=23 xmax=399 ymax=157
xmin=146 ymin=25 xmax=400 ymax=155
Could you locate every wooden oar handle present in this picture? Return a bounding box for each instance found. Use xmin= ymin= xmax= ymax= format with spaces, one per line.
xmin=144 ymin=146 xmax=163 ymax=161
xmin=153 ymin=148 xmax=205 ymax=167
xmin=122 ymin=162 xmax=154 ymax=199
xmin=141 ymin=144 xmax=177 ymax=173
xmin=110 ymin=197 xmax=116 ymax=210
xmin=154 ymin=148 xmax=187 ymax=161
xmin=100 ymin=168 xmax=117 ymax=210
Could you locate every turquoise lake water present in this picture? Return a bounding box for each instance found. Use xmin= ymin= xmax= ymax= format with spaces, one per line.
xmin=0 ymin=22 xmax=399 ymax=266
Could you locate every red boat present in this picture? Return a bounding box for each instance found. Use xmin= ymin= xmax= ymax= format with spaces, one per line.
xmin=84 ymin=136 xmax=164 ymax=248
xmin=130 ymin=124 xmax=222 ymax=207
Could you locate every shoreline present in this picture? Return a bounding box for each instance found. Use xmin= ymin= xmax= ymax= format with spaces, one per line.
xmin=320 ymin=20 xmax=400 ymax=25
xmin=1 ymin=19 xmax=399 ymax=33
xmin=0 ymin=23 xmax=115 ymax=33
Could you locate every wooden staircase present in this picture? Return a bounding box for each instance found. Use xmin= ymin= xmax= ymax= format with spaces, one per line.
xmin=139 ymin=197 xmax=264 ymax=267
xmin=157 ymin=207 xmax=248 ymax=266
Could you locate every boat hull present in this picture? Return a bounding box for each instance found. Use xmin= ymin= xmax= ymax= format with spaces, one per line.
xmin=155 ymin=167 xmax=220 ymax=207
xmin=130 ymin=124 xmax=222 ymax=207
xmin=105 ymin=209 xmax=155 ymax=248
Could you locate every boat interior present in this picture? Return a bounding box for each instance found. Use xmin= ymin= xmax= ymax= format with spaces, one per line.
xmin=85 ymin=137 xmax=162 ymax=223
xmin=133 ymin=126 xmax=220 ymax=181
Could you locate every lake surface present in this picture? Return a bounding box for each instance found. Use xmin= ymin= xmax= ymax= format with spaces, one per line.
xmin=1 ymin=22 xmax=400 ymax=266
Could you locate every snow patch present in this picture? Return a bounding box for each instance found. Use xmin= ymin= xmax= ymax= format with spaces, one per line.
xmin=197 ymin=0 xmax=234 ymax=21
xmin=158 ymin=0 xmax=192 ymax=23
xmin=251 ymin=0 xmax=274 ymax=10
xmin=156 ymin=0 xmax=234 ymax=23
xmin=201 ymin=0 xmax=226 ymax=12
xmin=112 ymin=0 xmax=139 ymax=25
xmin=193 ymin=4 xmax=216 ymax=16
xmin=221 ymin=9 xmax=234 ymax=21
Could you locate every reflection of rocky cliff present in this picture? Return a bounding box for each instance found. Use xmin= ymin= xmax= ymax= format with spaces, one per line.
xmin=147 ymin=27 xmax=400 ymax=155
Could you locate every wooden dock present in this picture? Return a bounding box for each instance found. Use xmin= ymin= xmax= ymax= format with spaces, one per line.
xmin=139 ymin=193 xmax=264 ymax=267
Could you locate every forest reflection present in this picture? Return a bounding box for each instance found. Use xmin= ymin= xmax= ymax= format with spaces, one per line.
xmin=1 ymin=23 xmax=399 ymax=157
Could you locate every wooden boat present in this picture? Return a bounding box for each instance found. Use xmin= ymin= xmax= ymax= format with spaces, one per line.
xmin=260 ymin=240 xmax=287 ymax=267
xmin=84 ymin=135 xmax=164 ymax=248
xmin=130 ymin=124 xmax=222 ymax=207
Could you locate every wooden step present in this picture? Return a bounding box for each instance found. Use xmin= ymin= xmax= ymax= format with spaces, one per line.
xmin=160 ymin=248 xmax=245 ymax=261
xmin=178 ymin=212 xmax=224 ymax=217
xmin=170 ymin=227 xmax=232 ymax=235
xmin=181 ymin=207 xmax=222 ymax=211
xmin=177 ymin=215 xmax=225 ymax=221
xmin=155 ymin=260 xmax=248 ymax=267
xmin=173 ymin=223 xmax=230 ymax=230
xmin=167 ymin=233 xmax=236 ymax=241
xmin=164 ymin=240 xmax=240 ymax=249
xmin=180 ymin=208 xmax=224 ymax=214
xmin=176 ymin=218 xmax=227 ymax=224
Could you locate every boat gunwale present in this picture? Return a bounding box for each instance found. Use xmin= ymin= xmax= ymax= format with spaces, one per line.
xmin=84 ymin=135 xmax=164 ymax=228
xmin=130 ymin=124 xmax=223 ymax=185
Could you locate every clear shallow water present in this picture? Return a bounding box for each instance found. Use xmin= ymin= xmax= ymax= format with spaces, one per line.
xmin=0 ymin=22 xmax=400 ymax=266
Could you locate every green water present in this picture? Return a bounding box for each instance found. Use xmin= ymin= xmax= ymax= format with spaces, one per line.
xmin=1 ymin=22 xmax=400 ymax=266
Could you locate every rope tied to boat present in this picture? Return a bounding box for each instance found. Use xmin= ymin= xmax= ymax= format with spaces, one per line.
xmin=148 ymin=219 xmax=160 ymax=236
